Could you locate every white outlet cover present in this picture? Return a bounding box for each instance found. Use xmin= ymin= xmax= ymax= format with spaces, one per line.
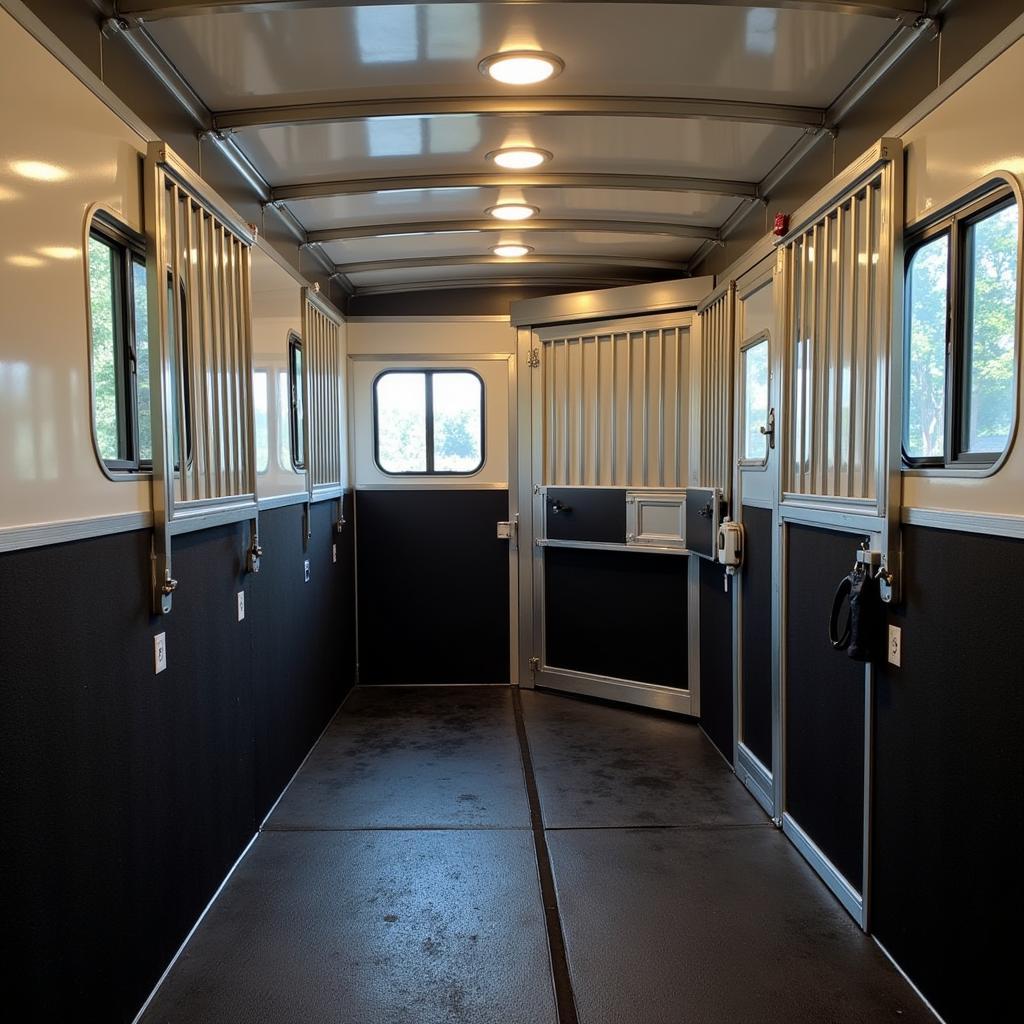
xmin=237 ymin=591 xmax=245 ymax=621
xmin=332 ymin=544 xmax=337 ymax=564
xmin=888 ymin=624 xmax=902 ymax=667
xmin=154 ymin=632 xmax=167 ymax=674
xmin=304 ymin=559 xmax=311 ymax=583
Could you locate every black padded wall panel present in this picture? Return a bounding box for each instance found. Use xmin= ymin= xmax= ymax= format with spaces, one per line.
xmin=739 ymin=505 xmax=773 ymax=769
xmin=0 ymin=502 xmax=355 ymax=1023
xmin=545 ymin=488 xmax=627 ymax=543
xmin=355 ymin=489 xmax=510 ymax=684
xmin=544 ymin=547 xmax=687 ymax=688
xmin=872 ymin=526 xmax=1024 ymax=1024
xmin=698 ymin=557 xmax=734 ymax=761
xmin=784 ymin=525 xmax=865 ymax=891
xmin=251 ymin=497 xmax=356 ymax=819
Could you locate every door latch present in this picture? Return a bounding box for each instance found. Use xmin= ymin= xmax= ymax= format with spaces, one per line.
xmin=760 ymin=407 xmax=776 ymax=450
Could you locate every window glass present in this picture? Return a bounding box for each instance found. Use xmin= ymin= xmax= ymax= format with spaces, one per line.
xmin=963 ymin=202 xmax=1018 ymax=454
xmin=905 ymin=232 xmax=949 ymax=460
xmin=374 ymin=369 xmax=483 ymax=475
xmin=278 ymin=370 xmax=292 ymax=471
xmin=375 ymin=371 xmax=428 ymax=473
xmin=88 ymin=234 xmax=126 ymax=462
xmin=132 ymin=258 xmax=151 ymax=462
xmin=253 ymin=369 xmax=269 ymax=474
xmin=289 ymin=336 xmax=305 ymax=469
xmin=741 ymin=339 xmax=769 ymax=461
xmin=432 ymin=371 xmax=483 ymax=472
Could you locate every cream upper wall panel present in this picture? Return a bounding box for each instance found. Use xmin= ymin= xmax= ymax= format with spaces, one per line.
xmin=349 ymin=356 xmax=510 ymax=488
xmin=238 ymin=116 xmax=802 ymax=186
xmin=149 ymin=4 xmax=894 ymax=109
xmin=0 ymin=9 xmax=149 ymax=531
xmin=903 ymin=35 xmax=1024 ymax=227
xmin=290 ymin=190 xmax=743 ymax=232
xmin=901 ymin=34 xmax=1024 ymax=518
xmin=249 ymin=246 xmax=307 ymax=500
xmin=343 ymin=262 xmax=657 ymax=289
xmin=348 ymin=319 xmax=516 ymax=356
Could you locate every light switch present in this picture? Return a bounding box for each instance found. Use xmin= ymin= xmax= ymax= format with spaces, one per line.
xmin=332 ymin=543 xmax=337 ymax=564
xmin=237 ymin=591 xmax=245 ymax=621
xmin=304 ymin=559 xmax=311 ymax=583
xmin=888 ymin=625 xmax=901 ymax=667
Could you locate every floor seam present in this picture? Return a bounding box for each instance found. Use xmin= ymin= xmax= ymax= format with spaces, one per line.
xmin=260 ymin=824 xmax=533 ymax=833
xmin=543 ymin=821 xmax=774 ymax=833
xmin=512 ymin=688 xmax=580 ymax=1024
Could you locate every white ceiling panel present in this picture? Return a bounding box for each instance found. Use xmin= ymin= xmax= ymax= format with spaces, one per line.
xmin=148 ymin=4 xmax=896 ymax=110
xmin=321 ymin=229 xmax=700 ymax=265
xmin=238 ymin=114 xmax=802 ymax=184
xmin=288 ymin=188 xmax=744 ymax=230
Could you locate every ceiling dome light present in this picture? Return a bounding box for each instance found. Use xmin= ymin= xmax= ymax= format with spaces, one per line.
xmin=487 ymin=203 xmax=539 ymax=222
xmin=479 ymin=51 xmax=564 ymax=86
xmin=487 ymin=147 xmax=552 ymax=170
xmin=493 ymin=244 xmax=533 ymax=258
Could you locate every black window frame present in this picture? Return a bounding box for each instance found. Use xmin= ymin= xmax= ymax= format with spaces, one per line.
xmin=903 ymin=183 xmax=1020 ymax=471
xmin=372 ymin=368 xmax=485 ymax=476
xmin=87 ymin=214 xmax=150 ymax=474
xmin=288 ymin=332 xmax=305 ymax=470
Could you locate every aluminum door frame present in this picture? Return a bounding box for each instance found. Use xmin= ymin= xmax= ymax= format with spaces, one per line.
xmin=731 ymin=258 xmax=782 ymax=819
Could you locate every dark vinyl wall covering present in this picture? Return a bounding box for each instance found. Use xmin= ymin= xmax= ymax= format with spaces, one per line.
xmin=355 ymin=489 xmax=511 ymax=685
xmin=739 ymin=505 xmax=773 ymax=769
xmin=0 ymin=499 xmax=355 ymax=1023
xmin=872 ymin=525 xmax=1024 ymax=1024
xmin=698 ymin=557 xmax=734 ymax=762
xmin=544 ymin=547 xmax=687 ymax=688
xmin=784 ymin=525 xmax=866 ymax=891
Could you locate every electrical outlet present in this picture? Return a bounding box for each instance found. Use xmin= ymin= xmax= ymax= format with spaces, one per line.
xmin=888 ymin=624 xmax=902 ymax=667
xmin=332 ymin=543 xmax=337 ymax=564
xmin=154 ymin=632 xmax=167 ymax=674
xmin=237 ymin=591 xmax=245 ymax=621
xmin=304 ymin=559 xmax=311 ymax=583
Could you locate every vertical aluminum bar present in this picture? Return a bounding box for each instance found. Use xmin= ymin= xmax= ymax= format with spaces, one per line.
xmin=641 ymin=331 xmax=650 ymax=487
xmin=626 ymin=333 xmax=634 ymax=484
xmin=545 ymin=340 xmax=554 ymax=484
xmin=565 ymin=337 xmax=573 ymax=485
xmin=658 ymin=330 xmax=666 ymax=487
xmin=799 ymin=233 xmax=811 ymax=494
xmin=194 ymin=208 xmax=213 ymax=499
xmin=577 ymin=338 xmax=585 ymax=486
xmin=833 ymin=206 xmax=846 ymax=496
xmin=611 ymin=335 xmax=619 ymax=485
xmin=594 ymin=336 xmax=602 ymax=486
xmin=183 ymin=200 xmax=201 ymax=499
xmin=170 ymin=184 xmax=190 ymax=504
xmin=240 ymin=245 xmax=257 ymax=497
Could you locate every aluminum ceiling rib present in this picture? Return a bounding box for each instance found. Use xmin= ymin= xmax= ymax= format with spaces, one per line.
xmin=306 ymin=219 xmax=719 ymax=243
xmin=120 ymin=1 xmax=928 ymax=30
xmin=271 ymin=172 xmax=760 ymax=202
xmin=334 ymin=253 xmax=688 ymax=275
xmin=214 ymin=95 xmax=827 ymax=132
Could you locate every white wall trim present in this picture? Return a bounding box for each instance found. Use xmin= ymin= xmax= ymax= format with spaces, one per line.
xmin=0 ymin=511 xmax=154 ymax=553
xmin=901 ymin=506 xmax=1024 ymax=540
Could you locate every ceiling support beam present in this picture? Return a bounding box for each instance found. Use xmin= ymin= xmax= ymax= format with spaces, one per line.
xmin=352 ymin=274 xmax=659 ymax=297
xmin=335 ymin=253 xmax=687 ymax=276
xmin=307 ymin=218 xmax=718 ymax=244
xmin=271 ymin=172 xmax=759 ymax=202
xmin=213 ymin=95 xmax=827 ymax=132
xmin=120 ymin=1 xmax=929 ymax=31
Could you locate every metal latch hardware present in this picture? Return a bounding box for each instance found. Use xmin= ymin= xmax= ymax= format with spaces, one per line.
xmin=527 ymin=348 xmax=540 ymax=368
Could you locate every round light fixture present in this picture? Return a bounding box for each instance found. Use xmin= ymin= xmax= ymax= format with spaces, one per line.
xmin=486 ymin=203 xmax=539 ymax=222
xmin=493 ymin=244 xmax=533 ymax=258
xmin=487 ymin=147 xmax=552 ymax=170
xmin=478 ymin=50 xmax=564 ymax=86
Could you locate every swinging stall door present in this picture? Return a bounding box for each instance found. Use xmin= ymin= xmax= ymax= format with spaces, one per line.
xmin=524 ymin=314 xmax=694 ymax=714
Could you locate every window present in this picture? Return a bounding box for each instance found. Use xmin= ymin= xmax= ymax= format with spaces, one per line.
xmin=904 ymin=186 xmax=1019 ymax=469
xmin=374 ymin=369 xmax=484 ymax=475
xmin=288 ymin=333 xmax=305 ymax=469
xmin=741 ymin=337 xmax=770 ymax=463
xmin=87 ymin=217 xmax=150 ymax=472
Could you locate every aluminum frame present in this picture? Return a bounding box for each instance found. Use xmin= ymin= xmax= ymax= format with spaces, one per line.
xmin=144 ymin=140 xmax=260 ymax=614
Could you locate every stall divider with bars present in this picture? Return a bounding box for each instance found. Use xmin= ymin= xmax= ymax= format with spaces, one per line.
xmin=144 ymin=141 xmax=260 ymax=615
xmin=301 ymin=287 xmax=346 ymax=538
xmin=695 ymin=281 xmax=737 ymax=504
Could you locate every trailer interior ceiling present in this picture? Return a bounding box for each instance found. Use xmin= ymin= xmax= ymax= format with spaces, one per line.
xmin=1 ymin=2 xmax=1022 ymax=1023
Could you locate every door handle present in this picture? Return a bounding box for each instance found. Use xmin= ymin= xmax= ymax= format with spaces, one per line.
xmin=759 ymin=408 xmax=776 ymax=450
